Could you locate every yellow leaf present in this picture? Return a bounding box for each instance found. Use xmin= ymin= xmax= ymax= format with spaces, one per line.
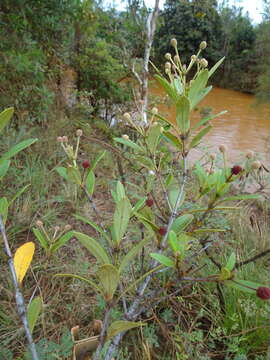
xmin=14 ymin=242 xmax=35 ymax=284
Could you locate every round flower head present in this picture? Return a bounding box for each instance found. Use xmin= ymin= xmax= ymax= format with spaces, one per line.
xmin=191 ymin=55 xmax=197 ymax=62
xmin=82 ymin=160 xmax=90 ymax=169
xmin=209 ymin=153 xmax=216 ymax=161
xmin=246 ymin=150 xmax=254 ymax=159
xmin=256 ymin=286 xmax=270 ymax=300
xmin=219 ymin=144 xmax=227 ymax=153
xmin=200 ymin=41 xmax=207 ymax=50
xmin=36 ymin=220 xmax=43 ymax=228
xmin=231 ymin=165 xmax=243 ymax=175
xmin=165 ymin=53 xmax=172 ymax=60
xmin=151 ymin=107 xmax=158 ymax=115
xmin=64 ymin=224 xmax=72 ymax=231
xmin=174 ymin=55 xmax=180 ymax=63
xmin=57 ymin=136 xmax=63 ymax=143
xmin=146 ymin=198 xmax=154 ymax=207
xmin=122 ymin=134 xmax=129 ymax=140
xmin=76 ymin=129 xmax=83 ymax=137
xmin=165 ymin=62 xmax=171 ymax=70
xmin=170 ymin=38 xmax=177 ymax=47
xmin=251 ymin=160 xmax=261 ymax=170
xmin=123 ymin=113 xmax=131 ymax=122
xmin=200 ymin=58 xmax=208 ymax=68
xmin=62 ymin=136 xmax=68 ymax=143
xmin=158 ymin=227 xmax=167 ymax=236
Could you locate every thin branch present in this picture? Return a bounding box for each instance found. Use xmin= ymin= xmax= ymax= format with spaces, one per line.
xmin=235 ymin=248 xmax=270 ymax=269
xmin=0 ymin=216 xmax=39 ymax=360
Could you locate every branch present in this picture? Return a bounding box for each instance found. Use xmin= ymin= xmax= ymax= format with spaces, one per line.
xmin=0 ymin=216 xmax=39 ymax=360
xmin=235 ymin=248 xmax=270 ymax=269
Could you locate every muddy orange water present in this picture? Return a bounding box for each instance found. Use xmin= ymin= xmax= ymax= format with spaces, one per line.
xmin=150 ymin=81 xmax=270 ymax=163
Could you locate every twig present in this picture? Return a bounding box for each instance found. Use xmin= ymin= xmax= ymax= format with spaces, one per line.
xmin=235 ymin=248 xmax=270 ymax=269
xmin=93 ymin=306 xmax=112 ymax=360
xmin=0 ymin=216 xmax=39 ymax=360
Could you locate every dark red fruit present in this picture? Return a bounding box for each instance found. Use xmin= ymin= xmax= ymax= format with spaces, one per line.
xmin=146 ymin=198 xmax=154 ymax=207
xmin=256 ymin=287 xmax=270 ymax=300
xmin=231 ymin=165 xmax=243 ymax=175
xmin=158 ymin=227 xmax=167 ymax=236
xmin=82 ymin=160 xmax=90 ymax=169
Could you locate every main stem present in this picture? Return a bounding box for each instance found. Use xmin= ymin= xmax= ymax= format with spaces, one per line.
xmin=0 ymin=216 xmax=39 ymax=360
xmin=103 ymin=156 xmax=188 ymax=360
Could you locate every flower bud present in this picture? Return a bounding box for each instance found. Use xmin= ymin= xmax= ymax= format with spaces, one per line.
xmin=200 ymin=41 xmax=207 ymax=50
xmin=62 ymin=136 xmax=68 ymax=143
xmin=146 ymin=198 xmax=154 ymax=207
xmin=231 ymin=165 xmax=243 ymax=175
xmin=36 ymin=220 xmax=43 ymax=228
xmin=219 ymin=144 xmax=227 ymax=153
xmin=200 ymin=58 xmax=208 ymax=68
xmin=158 ymin=227 xmax=167 ymax=236
xmin=122 ymin=134 xmax=129 ymax=140
xmin=57 ymin=136 xmax=63 ymax=143
xmin=174 ymin=55 xmax=180 ymax=63
xmin=82 ymin=160 xmax=90 ymax=169
xmin=170 ymin=38 xmax=177 ymax=47
xmin=64 ymin=224 xmax=72 ymax=231
xmin=209 ymin=153 xmax=216 ymax=161
xmin=76 ymin=129 xmax=83 ymax=137
xmin=92 ymin=319 xmax=103 ymax=334
xmin=123 ymin=112 xmax=131 ymax=122
xmin=165 ymin=62 xmax=171 ymax=70
xmin=191 ymin=55 xmax=197 ymax=62
xmin=251 ymin=160 xmax=261 ymax=170
xmin=246 ymin=150 xmax=254 ymax=159
xmin=54 ymin=225 xmax=60 ymax=232
xmin=256 ymin=286 xmax=270 ymax=300
xmin=165 ymin=53 xmax=172 ymax=60
xmin=151 ymin=107 xmax=158 ymax=115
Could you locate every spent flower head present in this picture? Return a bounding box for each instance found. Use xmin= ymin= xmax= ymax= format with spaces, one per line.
xmin=76 ymin=129 xmax=83 ymax=137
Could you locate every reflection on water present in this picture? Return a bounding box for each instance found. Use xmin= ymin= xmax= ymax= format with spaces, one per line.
xmin=150 ymin=81 xmax=270 ymax=162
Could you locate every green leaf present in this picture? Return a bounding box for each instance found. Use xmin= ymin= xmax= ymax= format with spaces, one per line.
xmin=226 ymin=279 xmax=264 ymax=294
xmin=155 ymin=75 xmax=178 ymax=102
xmin=150 ymin=253 xmax=174 ymax=267
xmin=0 ymin=197 xmax=9 ymax=224
xmin=55 ymin=273 xmax=102 ymax=294
xmin=116 ymin=180 xmax=126 ymax=201
xmin=168 ymin=231 xmax=178 ymax=253
xmin=74 ymin=232 xmax=111 ymax=265
xmin=0 ymin=160 xmax=10 ymax=179
xmin=226 ymin=252 xmax=236 ymax=271
xmin=189 ymin=70 xmax=209 ymax=109
xmin=85 ymin=170 xmax=95 ymax=196
xmin=189 ymin=125 xmax=212 ymax=149
xmin=192 ymin=228 xmax=225 ymax=233
xmin=27 ymin=296 xmax=42 ymax=334
xmin=9 ymin=184 xmax=30 ymax=205
xmin=218 ymin=194 xmax=261 ymax=203
xmin=66 ymin=166 xmax=81 ymax=185
xmin=32 ymin=228 xmax=49 ymax=253
xmin=146 ymin=124 xmax=162 ymax=154
xmin=90 ymin=150 xmax=106 ymax=172
xmin=176 ymin=95 xmax=190 ymax=133
xmin=97 ymin=264 xmax=119 ymax=301
xmin=0 ymin=138 xmax=38 ymax=161
xmin=162 ymin=131 xmax=183 ymax=151
xmin=168 ymin=188 xmax=185 ymax=209
xmin=131 ymin=197 xmax=146 ymax=215
xmin=219 ymin=267 xmax=232 ymax=281
xmin=51 ymin=231 xmax=74 ymax=253
xmin=191 ymin=86 xmax=212 ymax=110
xmin=119 ymin=238 xmax=149 ymax=273
xmin=209 ymin=57 xmax=225 ymax=78
xmin=107 ymin=321 xmax=145 ymax=340
xmin=171 ymin=214 xmax=194 ymax=234
xmin=192 ymin=111 xmax=227 ymax=131
xmin=113 ymin=198 xmax=132 ymax=244
xmin=74 ymin=214 xmax=110 ymax=243
xmin=0 ymin=107 xmax=14 ymax=134
xmin=114 ymin=137 xmax=144 ymax=152
xmin=55 ymin=166 xmax=68 ymax=181
xmin=136 ymin=155 xmax=155 ymax=170
xmin=173 ymin=78 xmax=183 ymax=95
xmin=134 ymin=212 xmax=159 ymax=232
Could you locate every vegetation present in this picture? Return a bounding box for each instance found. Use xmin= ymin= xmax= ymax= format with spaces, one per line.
xmin=1 ymin=1 xmax=270 ymax=360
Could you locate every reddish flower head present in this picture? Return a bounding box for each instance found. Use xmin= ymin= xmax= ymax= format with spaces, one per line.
xmin=158 ymin=227 xmax=167 ymax=236
xmin=256 ymin=287 xmax=270 ymax=300
xmin=146 ymin=198 xmax=154 ymax=207
xmin=231 ymin=165 xmax=243 ymax=175
xmin=82 ymin=160 xmax=90 ymax=169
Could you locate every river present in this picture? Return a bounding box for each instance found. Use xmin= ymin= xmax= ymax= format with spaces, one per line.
xmin=150 ymin=82 xmax=270 ymax=162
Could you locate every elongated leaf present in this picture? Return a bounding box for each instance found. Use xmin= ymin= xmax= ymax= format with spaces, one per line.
xmin=226 ymin=252 xmax=236 ymax=271
xmin=192 ymin=228 xmax=225 ymax=233
xmin=209 ymin=57 xmax=225 ymax=78
xmin=189 ymin=125 xmax=212 ymax=149
xmin=55 ymin=166 xmax=68 ymax=181
xmin=32 ymin=228 xmax=49 ymax=253
xmin=14 ymin=242 xmax=35 ymax=284
xmin=136 ymin=155 xmax=155 ymax=170
xmin=0 ymin=138 xmax=38 ymax=161
xmin=55 ymin=273 xmax=102 ymax=294
xmin=192 ymin=111 xmax=227 ymax=131
xmin=119 ymin=238 xmax=149 ymax=273
xmin=218 ymin=194 xmax=261 ymax=203
xmin=85 ymin=170 xmax=95 ymax=195
xmin=27 ymin=297 xmax=42 ymax=334
xmin=113 ymin=198 xmax=132 ymax=244
xmin=0 ymin=107 xmax=14 ymax=134
xmin=134 ymin=212 xmax=159 ymax=232
xmin=191 ymin=86 xmax=212 ymax=110
xmin=114 ymin=137 xmax=143 ymax=153
xmin=51 ymin=231 xmax=74 ymax=253
xmin=168 ymin=231 xmax=178 ymax=253
xmin=0 ymin=197 xmax=8 ymax=224
xmin=107 ymin=321 xmax=145 ymax=340
xmin=74 ymin=214 xmax=110 ymax=243
xmin=116 ymin=180 xmax=126 ymax=201
xmin=0 ymin=160 xmax=10 ymax=179
xmin=150 ymin=253 xmax=174 ymax=267
xmin=155 ymin=75 xmax=178 ymax=102
xmin=90 ymin=150 xmax=106 ymax=172
xmin=168 ymin=187 xmax=185 ymax=209
xmin=173 ymin=78 xmax=183 ymax=95
xmin=74 ymin=232 xmax=111 ymax=265
xmin=97 ymin=264 xmax=119 ymax=301
xmin=162 ymin=131 xmax=183 ymax=151
xmin=176 ymin=95 xmax=190 ymax=133
xmin=9 ymin=184 xmax=30 ymax=205
xmin=226 ymin=279 xmax=264 ymax=294
xmin=171 ymin=214 xmax=194 ymax=234
xmin=132 ymin=197 xmax=146 ymax=215
xmin=146 ymin=124 xmax=162 ymax=154
xmin=189 ymin=70 xmax=209 ymax=109
xmin=67 ymin=166 xmax=81 ymax=185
